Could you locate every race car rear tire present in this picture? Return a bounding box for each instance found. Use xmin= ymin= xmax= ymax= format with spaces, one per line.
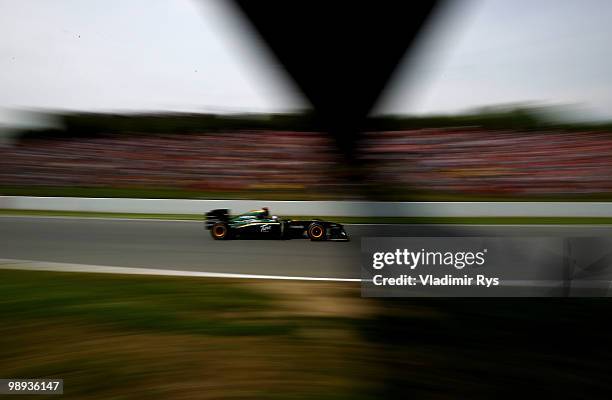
xmin=211 ymin=222 xmax=230 ymax=240
xmin=307 ymin=223 xmax=327 ymax=241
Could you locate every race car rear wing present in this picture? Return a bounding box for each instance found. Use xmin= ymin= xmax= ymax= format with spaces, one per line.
xmin=205 ymin=209 xmax=230 ymax=229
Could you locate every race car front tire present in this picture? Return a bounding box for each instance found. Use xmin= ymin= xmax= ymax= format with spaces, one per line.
xmin=307 ymin=223 xmax=327 ymax=241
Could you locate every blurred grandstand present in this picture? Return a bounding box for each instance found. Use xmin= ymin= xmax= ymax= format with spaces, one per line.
xmin=2 ymin=107 xmax=612 ymax=200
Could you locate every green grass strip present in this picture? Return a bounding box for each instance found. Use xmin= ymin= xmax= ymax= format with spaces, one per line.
xmin=3 ymin=209 xmax=612 ymax=224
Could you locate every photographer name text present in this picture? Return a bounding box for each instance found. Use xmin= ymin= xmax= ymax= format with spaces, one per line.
xmin=370 ymin=248 xmax=500 ymax=287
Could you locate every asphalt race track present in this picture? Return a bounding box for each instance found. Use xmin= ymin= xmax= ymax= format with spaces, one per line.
xmin=2 ymin=216 xmax=612 ymax=279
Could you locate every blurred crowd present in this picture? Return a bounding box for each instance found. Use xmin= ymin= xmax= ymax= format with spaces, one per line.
xmin=0 ymin=132 xmax=338 ymax=192
xmin=361 ymin=129 xmax=612 ymax=196
xmin=2 ymin=129 xmax=612 ymax=197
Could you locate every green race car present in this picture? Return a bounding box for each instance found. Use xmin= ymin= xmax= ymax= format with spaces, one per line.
xmin=205 ymin=207 xmax=349 ymax=241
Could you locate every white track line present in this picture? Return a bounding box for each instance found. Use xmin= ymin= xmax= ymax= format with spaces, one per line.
xmin=0 ymin=258 xmax=362 ymax=282
xmin=3 ymin=259 xmax=609 ymax=291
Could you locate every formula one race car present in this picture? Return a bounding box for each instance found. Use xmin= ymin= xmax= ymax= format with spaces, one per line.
xmin=205 ymin=208 xmax=349 ymax=241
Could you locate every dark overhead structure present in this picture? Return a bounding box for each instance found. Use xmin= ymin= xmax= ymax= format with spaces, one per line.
xmin=231 ymin=1 xmax=443 ymax=162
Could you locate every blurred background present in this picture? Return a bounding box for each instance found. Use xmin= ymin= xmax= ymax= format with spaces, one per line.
xmin=2 ymin=0 xmax=612 ymax=201
xmin=6 ymin=107 xmax=612 ymax=201
xmin=3 ymin=0 xmax=612 ymax=398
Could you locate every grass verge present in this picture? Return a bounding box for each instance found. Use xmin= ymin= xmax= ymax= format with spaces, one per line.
xmin=4 ymin=185 xmax=612 ymax=202
xmin=0 ymin=269 xmax=374 ymax=400
xmin=3 ymin=209 xmax=612 ymax=224
xmin=2 ymin=269 xmax=612 ymax=398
